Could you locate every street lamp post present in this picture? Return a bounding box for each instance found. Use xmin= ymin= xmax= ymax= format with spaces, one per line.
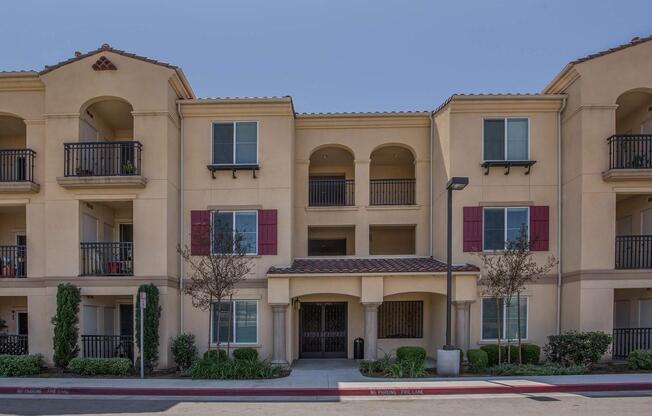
xmin=437 ymin=176 xmax=468 ymax=376
xmin=445 ymin=176 xmax=468 ymax=347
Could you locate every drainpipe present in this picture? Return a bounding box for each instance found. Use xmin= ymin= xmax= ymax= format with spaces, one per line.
xmin=556 ymin=96 xmax=567 ymax=335
xmin=429 ymin=111 xmax=435 ymax=257
xmin=177 ymin=101 xmax=185 ymax=334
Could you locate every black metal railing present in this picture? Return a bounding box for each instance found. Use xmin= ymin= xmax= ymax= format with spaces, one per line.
xmin=309 ymin=179 xmax=355 ymax=207
xmin=0 ymin=245 xmax=26 ymax=278
xmin=82 ymin=335 xmax=134 ymax=360
xmin=370 ymin=178 xmax=416 ymax=205
xmin=608 ymin=134 xmax=652 ymax=170
xmin=613 ymin=328 xmax=652 ymax=359
xmin=80 ymin=242 xmax=133 ymax=276
xmin=0 ymin=149 xmax=36 ymax=182
xmin=615 ymin=235 xmax=652 ymax=269
xmin=0 ymin=334 xmax=28 ymax=355
xmin=64 ymin=141 xmax=142 ymax=177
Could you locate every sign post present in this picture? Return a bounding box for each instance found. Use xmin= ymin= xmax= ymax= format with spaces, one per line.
xmin=139 ymin=291 xmax=146 ymax=379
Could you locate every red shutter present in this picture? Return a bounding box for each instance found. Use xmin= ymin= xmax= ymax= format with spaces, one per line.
xmin=529 ymin=206 xmax=549 ymax=251
xmin=258 ymin=209 xmax=277 ymax=255
xmin=463 ymin=207 xmax=483 ymax=252
xmin=190 ymin=210 xmax=211 ymax=256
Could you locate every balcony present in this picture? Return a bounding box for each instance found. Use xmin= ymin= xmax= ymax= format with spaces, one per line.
xmin=603 ymin=135 xmax=652 ymax=181
xmin=57 ymin=141 xmax=146 ymax=188
xmin=615 ymin=235 xmax=652 ymax=269
xmin=370 ymin=179 xmax=415 ymax=206
xmin=0 ymin=114 xmax=39 ymax=193
xmin=0 ymin=245 xmax=26 ymax=278
xmin=0 ymin=334 xmax=28 ymax=355
xmin=309 ymin=178 xmax=355 ymax=207
xmin=612 ymin=328 xmax=652 ymax=359
xmin=80 ymin=242 xmax=133 ymax=276
xmin=81 ymin=334 xmax=134 ymax=360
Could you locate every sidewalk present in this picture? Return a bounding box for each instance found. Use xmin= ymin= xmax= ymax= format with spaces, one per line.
xmin=1 ymin=360 xmax=651 ymax=398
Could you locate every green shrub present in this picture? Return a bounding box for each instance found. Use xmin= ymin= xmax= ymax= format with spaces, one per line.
xmin=467 ymin=349 xmax=489 ymax=373
xmin=628 ymin=349 xmax=652 ymax=370
xmin=489 ymin=363 xmax=589 ymax=376
xmin=480 ymin=345 xmax=506 ymax=366
xmin=51 ymin=283 xmax=81 ymax=368
xmin=233 ymin=348 xmax=258 ymax=361
xmin=191 ymin=356 xmax=281 ymax=379
xmin=68 ymin=357 xmax=132 ymax=376
xmin=0 ymin=354 xmax=43 ymax=376
xmin=203 ymin=349 xmax=228 ymax=362
xmin=359 ymin=352 xmax=426 ymax=378
xmin=396 ymin=346 xmax=426 ymax=363
xmin=135 ymin=284 xmax=161 ymax=372
xmin=544 ymin=331 xmax=612 ymax=365
xmin=171 ymin=333 xmax=198 ymax=371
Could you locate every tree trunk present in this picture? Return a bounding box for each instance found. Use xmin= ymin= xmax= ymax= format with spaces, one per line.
xmin=208 ymin=294 xmax=214 ymax=351
xmin=506 ymin=297 xmax=511 ymax=364
xmin=226 ymin=294 xmax=233 ymax=355
xmin=517 ymin=291 xmax=522 ymax=364
xmin=496 ymin=298 xmax=502 ymax=364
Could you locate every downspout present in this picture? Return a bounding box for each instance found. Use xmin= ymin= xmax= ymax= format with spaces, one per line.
xmin=177 ymin=101 xmax=185 ymax=333
xmin=429 ymin=111 xmax=435 ymax=257
xmin=556 ymin=96 xmax=567 ymax=335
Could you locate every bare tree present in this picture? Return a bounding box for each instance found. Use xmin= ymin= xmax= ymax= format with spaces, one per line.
xmin=178 ymin=221 xmax=253 ymax=352
xmin=477 ymin=227 xmax=557 ymax=364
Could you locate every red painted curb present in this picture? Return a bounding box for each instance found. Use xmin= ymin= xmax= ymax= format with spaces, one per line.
xmin=1 ymin=382 xmax=652 ymax=397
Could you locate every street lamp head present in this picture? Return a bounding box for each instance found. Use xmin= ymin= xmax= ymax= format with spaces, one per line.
xmin=446 ymin=176 xmax=469 ymax=191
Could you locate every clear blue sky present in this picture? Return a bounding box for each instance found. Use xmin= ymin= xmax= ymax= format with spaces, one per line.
xmin=2 ymin=0 xmax=651 ymax=112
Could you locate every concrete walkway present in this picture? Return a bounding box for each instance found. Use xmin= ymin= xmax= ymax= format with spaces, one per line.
xmin=0 ymin=360 xmax=651 ymax=397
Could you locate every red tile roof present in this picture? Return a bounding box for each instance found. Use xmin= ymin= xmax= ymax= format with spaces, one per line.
xmin=267 ymin=257 xmax=479 ymax=275
xmin=569 ymin=35 xmax=652 ymax=65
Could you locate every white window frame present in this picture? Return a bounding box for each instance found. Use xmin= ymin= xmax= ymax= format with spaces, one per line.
xmin=482 ymin=117 xmax=530 ymax=162
xmin=480 ymin=296 xmax=529 ymax=341
xmin=210 ymin=121 xmax=259 ymax=166
xmin=482 ymin=207 xmax=530 ymax=251
xmin=210 ymin=210 xmax=258 ymax=255
xmin=210 ymin=300 xmax=259 ymax=345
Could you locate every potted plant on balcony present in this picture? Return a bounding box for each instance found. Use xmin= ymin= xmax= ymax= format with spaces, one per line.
xmin=122 ymin=160 xmax=135 ymax=175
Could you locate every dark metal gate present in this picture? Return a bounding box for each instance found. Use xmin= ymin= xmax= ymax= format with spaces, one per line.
xmin=300 ymin=302 xmax=347 ymax=358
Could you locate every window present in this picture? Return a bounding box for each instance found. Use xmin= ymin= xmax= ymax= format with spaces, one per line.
xmin=378 ymin=301 xmax=423 ymax=339
xmin=481 ymin=297 xmax=528 ymax=341
xmin=483 ymin=207 xmax=529 ymax=250
xmin=211 ymin=211 xmax=257 ymax=255
xmin=212 ymin=121 xmax=258 ymax=165
xmin=211 ymin=300 xmax=258 ymax=344
xmin=483 ymin=118 xmax=529 ymax=161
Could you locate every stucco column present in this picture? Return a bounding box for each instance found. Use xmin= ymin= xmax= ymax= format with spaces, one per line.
xmin=362 ymin=302 xmax=381 ymax=360
xmin=454 ymin=301 xmax=472 ymax=356
xmin=271 ymin=304 xmax=289 ymax=365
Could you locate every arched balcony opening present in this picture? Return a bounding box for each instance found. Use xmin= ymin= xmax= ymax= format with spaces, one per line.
xmin=308 ymin=146 xmax=355 ymax=207
xmin=0 ymin=115 xmax=34 ymax=183
xmin=65 ymin=97 xmax=141 ymax=178
xmin=608 ymin=89 xmax=652 ymax=170
xmin=369 ymin=145 xmax=415 ymax=205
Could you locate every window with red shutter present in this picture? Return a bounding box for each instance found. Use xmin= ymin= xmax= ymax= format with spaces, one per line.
xmin=463 ymin=207 xmax=483 ymax=252
xmin=258 ymin=209 xmax=277 ymax=255
xmin=190 ymin=210 xmax=211 ymax=256
xmin=529 ymin=206 xmax=549 ymax=251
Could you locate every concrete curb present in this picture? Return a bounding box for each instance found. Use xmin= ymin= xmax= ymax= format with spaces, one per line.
xmin=2 ymin=382 xmax=652 ymax=397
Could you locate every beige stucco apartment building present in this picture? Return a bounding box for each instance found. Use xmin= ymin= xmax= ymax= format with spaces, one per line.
xmin=1 ymin=36 xmax=651 ymax=367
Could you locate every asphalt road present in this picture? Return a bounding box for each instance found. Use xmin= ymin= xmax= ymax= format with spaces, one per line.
xmin=1 ymin=393 xmax=652 ymax=416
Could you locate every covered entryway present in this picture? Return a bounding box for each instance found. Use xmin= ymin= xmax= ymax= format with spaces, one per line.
xmin=299 ymin=302 xmax=347 ymax=358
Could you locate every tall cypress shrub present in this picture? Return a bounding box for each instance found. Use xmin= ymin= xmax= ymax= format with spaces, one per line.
xmin=135 ymin=284 xmax=161 ymax=372
xmin=51 ymin=283 xmax=81 ymax=368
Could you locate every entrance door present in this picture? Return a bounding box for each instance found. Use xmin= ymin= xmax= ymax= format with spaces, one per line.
xmin=16 ymin=312 xmax=28 ymax=335
xmin=299 ymin=302 xmax=347 ymax=358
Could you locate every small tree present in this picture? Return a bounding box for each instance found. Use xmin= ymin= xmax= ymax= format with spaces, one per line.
xmin=478 ymin=227 xmax=557 ymax=364
xmin=178 ymin=221 xmax=253 ymax=352
xmin=51 ymin=283 xmax=81 ymax=368
xmin=135 ymin=284 xmax=161 ymax=372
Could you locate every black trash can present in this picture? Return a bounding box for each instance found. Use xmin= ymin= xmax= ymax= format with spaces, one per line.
xmin=354 ymin=337 xmax=364 ymax=359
